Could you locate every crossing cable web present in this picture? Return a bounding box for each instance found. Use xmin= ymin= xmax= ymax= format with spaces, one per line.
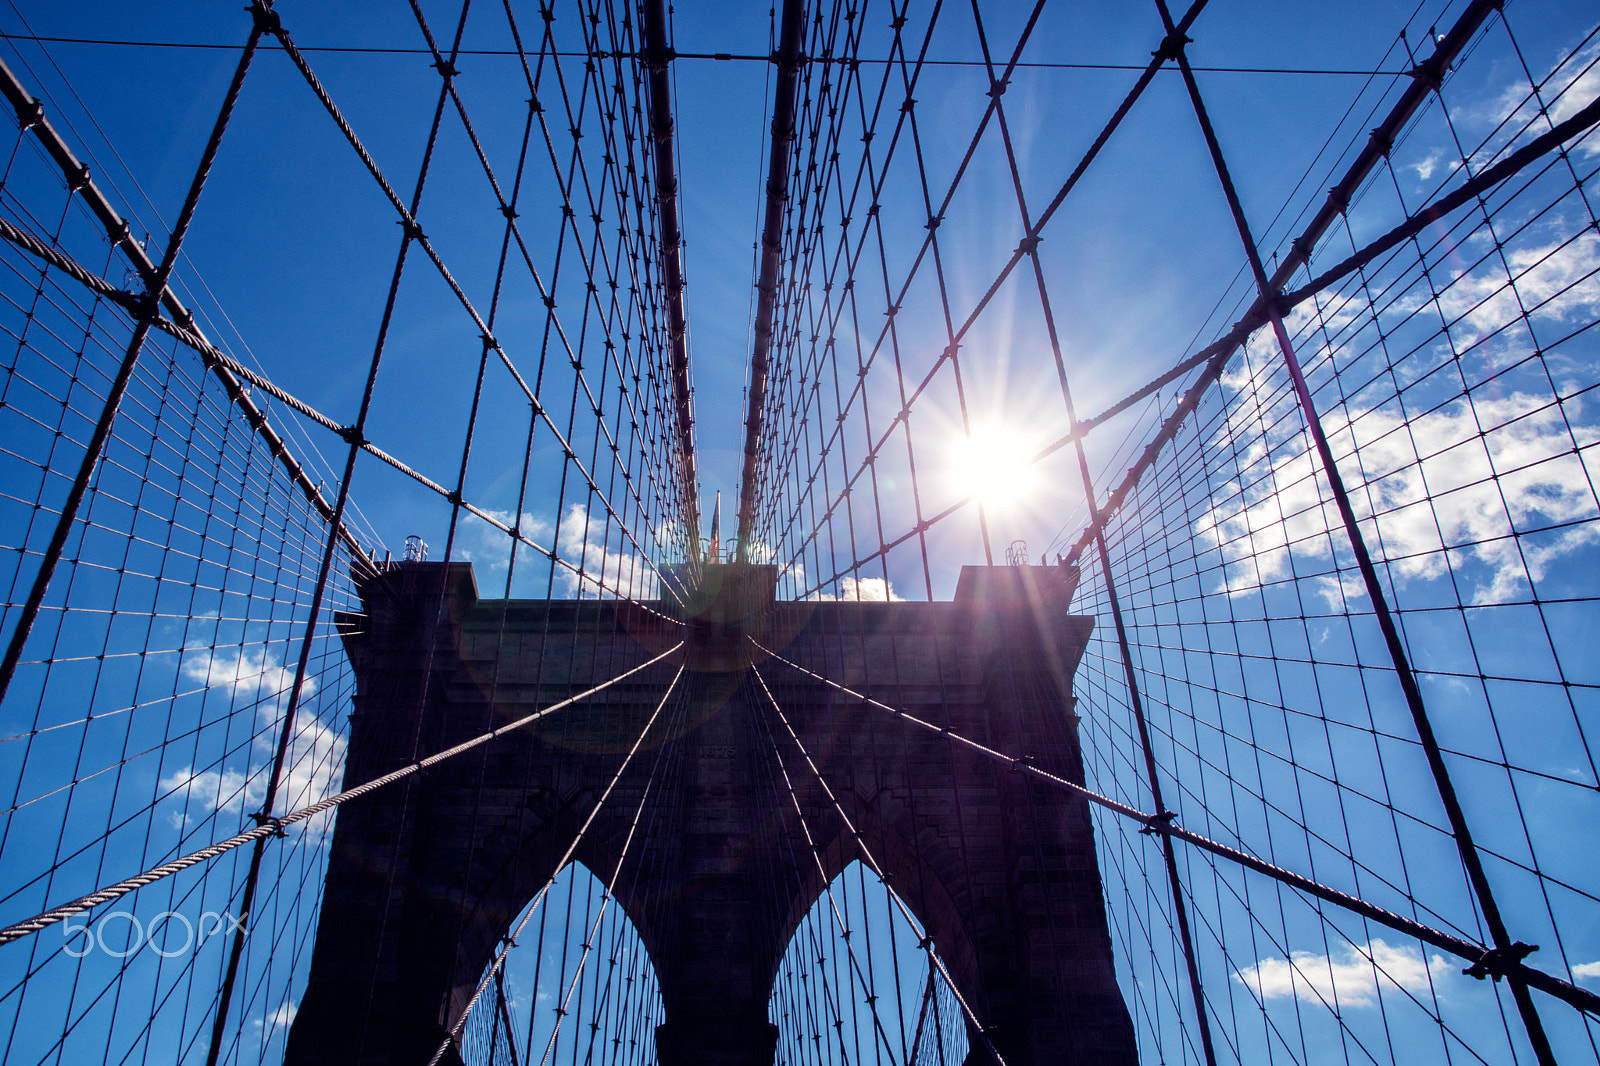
xmin=0 ymin=0 xmax=1594 ymax=1064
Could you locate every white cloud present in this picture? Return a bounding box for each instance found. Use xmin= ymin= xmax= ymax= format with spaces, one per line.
xmin=839 ymin=576 xmax=902 ymax=601
xmin=252 ymin=1002 xmax=297 ymax=1037
xmin=1483 ymin=37 xmax=1600 ymax=160
xmin=454 ymin=504 xmax=667 ymax=600
xmin=1234 ymin=939 xmax=1454 ymax=1008
xmin=1406 ymin=150 xmax=1457 ymax=183
xmin=1199 ymin=342 xmax=1598 ymax=605
xmin=454 ymin=508 xmax=553 ymax=572
xmin=810 ymin=575 xmax=903 ymax=601
xmin=1573 ymin=960 xmax=1600 ymax=982
xmin=182 ymin=644 xmax=315 ymax=705
xmin=162 ymin=645 xmax=346 ymax=834
xmin=1436 ymin=232 xmax=1600 ymax=348
xmin=553 ymin=503 xmax=657 ymax=600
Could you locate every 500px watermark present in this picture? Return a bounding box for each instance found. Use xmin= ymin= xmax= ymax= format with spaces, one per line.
xmin=61 ymin=911 xmax=247 ymax=958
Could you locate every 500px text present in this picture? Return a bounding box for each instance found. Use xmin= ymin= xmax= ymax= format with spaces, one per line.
xmin=61 ymin=911 xmax=248 ymax=958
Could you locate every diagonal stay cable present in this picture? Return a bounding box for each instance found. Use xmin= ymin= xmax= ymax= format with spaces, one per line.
xmin=262 ymin=16 xmax=672 ymax=587
xmin=424 ymin=660 xmax=687 ymax=1066
xmin=0 ymin=10 xmax=283 ymax=709
xmin=407 ymin=0 xmax=682 ymax=549
xmin=0 ymin=216 xmax=681 ymax=613
xmin=799 ymin=84 xmax=1600 ymax=597
xmin=525 ymin=678 xmax=681 ymax=1066
xmin=777 ymin=0 xmax=1214 ymax=580
xmin=0 ymin=642 xmax=682 ymax=949
xmin=0 ymin=49 xmax=374 ymax=581
xmin=749 ymin=639 xmax=1600 ymax=1020
xmin=748 ymin=663 xmax=1009 ymax=1066
xmin=1054 ymin=0 xmax=1596 ymax=569
xmin=745 ymin=662 xmax=924 ymax=1066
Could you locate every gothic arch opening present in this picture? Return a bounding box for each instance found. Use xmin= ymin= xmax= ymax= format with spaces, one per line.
xmin=767 ymin=859 xmax=970 ymax=1066
xmin=458 ymin=860 xmax=664 ymax=1066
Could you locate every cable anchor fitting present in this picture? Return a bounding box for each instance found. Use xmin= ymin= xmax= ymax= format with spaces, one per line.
xmin=15 ymin=98 xmax=43 ymax=130
xmin=1140 ymin=810 xmax=1178 ymax=835
xmin=1463 ymin=942 xmax=1537 ymax=982
xmin=246 ymin=1 xmax=283 ymax=36
xmin=1153 ymin=32 xmax=1192 ymax=63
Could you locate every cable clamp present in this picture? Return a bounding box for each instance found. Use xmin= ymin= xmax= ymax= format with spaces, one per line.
xmin=1406 ymin=57 xmax=1445 ymax=92
xmin=432 ymin=57 xmax=460 ymax=79
xmin=16 ymin=98 xmax=43 ymax=130
xmin=1463 ymin=942 xmax=1537 ymax=982
xmin=251 ymin=812 xmax=287 ymax=837
xmin=1139 ymin=811 xmax=1178 ymax=835
xmin=247 ymin=1 xmax=283 ymax=36
xmin=1153 ymin=32 xmax=1191 ymax=63
xmin=1016 ymin=234 xmax=1042 ymax=255
xmin=398 ymin=218 xmax=424 ymax=241
xmin=1010 ymin=754 xmax=1034 ymax=773
xmin=338 ymin=424 xmax=367 ymax=447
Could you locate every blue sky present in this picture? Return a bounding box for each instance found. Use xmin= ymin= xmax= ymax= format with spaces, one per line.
xmin=0 ymin=1 xmax=1598 ymax=1064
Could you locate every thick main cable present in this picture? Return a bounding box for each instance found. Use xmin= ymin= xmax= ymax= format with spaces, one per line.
xmin=750 ymin=640 xmax=1600 ymax=1018
xmin=0 ymin=642 xmax=681 ymax=948
xmin=424 ymin=661 xmax=687 ymax=1066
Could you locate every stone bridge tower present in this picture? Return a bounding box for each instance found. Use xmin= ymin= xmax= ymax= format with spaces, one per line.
xmin=284 ymin=562 xmax=1138 ymax=1065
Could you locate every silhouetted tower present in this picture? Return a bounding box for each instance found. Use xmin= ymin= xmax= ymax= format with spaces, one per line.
xmin=285 ymin=562 xmax=1136 ymax=1065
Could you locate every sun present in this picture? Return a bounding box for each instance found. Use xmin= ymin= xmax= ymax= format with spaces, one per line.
xmin=944 ymin=419 xmax=1042 ymax=513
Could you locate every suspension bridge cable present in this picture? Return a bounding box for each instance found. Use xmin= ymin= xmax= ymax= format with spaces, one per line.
xmin=0 ymin=642 xmax=681 ymax=949
xmin=748 ymin=664 xmax=1009 ymax=1066
xmin=426 ymin=661 xmax=686 ymax=1066
xmin=750 ymin=639 xmax=1600 ymax=1019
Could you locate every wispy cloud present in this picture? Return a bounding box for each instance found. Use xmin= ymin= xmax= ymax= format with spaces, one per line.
xmin=1234 ymin=939 xmax=1454 ymax=1008
xmin=163 ymin=644 xmax=345 ymax=833
xmin=454 ymin=508 xmax=554 ymax=573
xmin=251 ymin=1002 xmax=297 ymax=1038
xmin=1200 ymin=342 xmax=1598 ymax=606
xmin=182 ymin=644 xmax=315 ymax=704
xmin=1481 ymin=36 xmax=1600 ymax=160
xmin=1573 ymin=960 xmax=1600 ymax=982
xmin=552 ymin=503 xmax=657 ymax=600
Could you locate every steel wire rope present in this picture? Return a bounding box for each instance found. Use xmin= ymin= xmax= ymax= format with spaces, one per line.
xmin=1409 ymin=39 xmax=1600 ymax=953
xmin=748 ymin=635 xmax=1600 ymax=1018
xmin=745 ymin=625 xmax=904 ymax=1066
xmin=380 ymin=10 xmax=672 ymax=1042
xmin=0 ymin=640 xmax=680 ymax=950
xmin=1151 ymin=0 xmax=1558 ymax=1057
xmin=748 ymin=664 xmax=1009 ymax=1066
xmin=424 ymin=661 xmax=685 ymax=1066
xmin=262 ymin=18 xmax=679 ymax=596
xmin=770 ymin=0 xmax=1215 ymax=593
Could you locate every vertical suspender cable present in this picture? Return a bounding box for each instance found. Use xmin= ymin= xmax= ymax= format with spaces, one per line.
xmin=0 ymin=6 xmax=271 ymax=708
xmin=1150 ymin=1 xmax=1555 ymax=1062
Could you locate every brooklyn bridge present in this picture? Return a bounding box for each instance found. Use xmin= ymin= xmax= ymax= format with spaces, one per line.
xmin=0 ymin=1 xmax=1597 ymax=1064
